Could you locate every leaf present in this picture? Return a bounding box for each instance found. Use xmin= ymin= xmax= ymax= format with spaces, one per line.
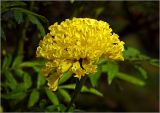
xmin=45 ymin=105 xmax=57 ymax=112
xmin=116 ymin=72 xmax=145 ymax=86
xmin=102 ymin=60 xmax=119 ymax=84
xmin=124 ymin=47 xmax=159 ymax=66
xmin=45 ymin=104 xmax=66 ymax=112
xmin=56 ymin=104 xmax=66 ymax=112
xmin=15 ymin=83 xmax=28 ymax=92
xmin=27 ymin=14 xmax=45 ymax=37
xmin=45 ymin=88 xmax=59 ymax=105
xmin=81 ymin=86 xmax=103 ymax=97
xmin=88 ymin=88 xmax=103 ymax=97
xmin=59 ymin=84 xmax=76 ymax=90
xmin=13 ymin=11 xmax=23 ymax=24
xmin=5 ymin=71 xmax=17 ymax=90
xmin=33 ymin=66 xmax=41 ymax=72
xmin=10 ymin=7 xmax=49 ymax=24
xmin=11 ymin=55 xmax=23 ymax=68
xmin=89 ymin=67 xmax=101 ymax=87
xmin=23 ymin=72 xmax=32 ymax=90
xmin=134 ymin=65 xmax=147 ymax=79
xmin=58 ymin=88 xmax=71 ymax=102
xmin=2 ymin=1 xmax=26 ymax=12
xmin=60 ymin=84 xmax=103 ymax=97
xmin=19 ymin=61 xmax=45 ymax=68
xmin=98 ymin=57 xmax=106 ymax=65
xmin=149 ymin=59 xmax=159 ymax=66
xmin=39 ymin=99 xmax=47 ymax=109
xmin=14 ymin=68 xmax=24 ymax=77
xmin=68 ymin=106 xmax=76 ymax=112
xmin=1 ymin=91 xmax=26 ymax=100
xmin=37 ymin=73 xmax=46 ymax=89
xmin=28 ymin=89 xmax=40 ymax=108
xmin=2 ymin=1 xmax=26 ymax=9
xmin=2 ymin=54 xmax=12 ymax=73
xmin=123 ymin=47 xmax=140 ymax=59
xmin=59 ymin=72 xmax=72 ymax=85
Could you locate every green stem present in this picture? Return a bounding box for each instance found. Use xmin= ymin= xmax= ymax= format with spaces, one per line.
xmin=17 ymin=1 xmax=35 ymax=56
xmin=17 ymin=21 xmax=28 ymax=56
xmin=65 ymin=76 xmax=87 ymax=112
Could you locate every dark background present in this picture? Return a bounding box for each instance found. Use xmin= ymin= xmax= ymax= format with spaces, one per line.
xmin=1 ymin=1 xmax=159 ymax=112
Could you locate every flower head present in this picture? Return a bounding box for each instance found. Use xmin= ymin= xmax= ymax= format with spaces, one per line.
xmin=36 ymin=18 xmax=125 ymax=91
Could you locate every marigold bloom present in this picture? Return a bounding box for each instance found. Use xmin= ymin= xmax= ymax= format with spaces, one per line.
xmin=36 ymin=18 xmax=125 ymax=91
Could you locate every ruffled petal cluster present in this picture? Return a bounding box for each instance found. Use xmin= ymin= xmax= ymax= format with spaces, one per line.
xmin=36 ymin=18 xmax=124 ymax=91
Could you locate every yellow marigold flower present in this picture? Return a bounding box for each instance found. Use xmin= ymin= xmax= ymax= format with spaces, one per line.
xmin=36 ymin=18 xmax=125 ymax=91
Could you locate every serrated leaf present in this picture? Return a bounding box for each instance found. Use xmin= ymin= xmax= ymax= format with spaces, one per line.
xmin=59 ymin=72 xmax=72 ymax=85
xmin=23 ymin=73 xmax=32 ymax=90
xmin=5 ymin=71 xmax=17 ymax=90
xmin=89 ymin=67 xmax=101 ymax=87
xmin=102 ymin=60 xmax=119 ymax=84
xmin=116 ymin=72 xmax=145 ymax=86
xmin=14 ymin=11 xmax=23 ymax=24
xmin=27 ymin=14 xmax=45 ymax=37
xmin=124 ymin=47 xmax=140 ymax=59
xmin=11 ymin=55 xmax=23 ymax=68
xmin=28 ymin=89 xmax=40 ymax=108
xmin=58 ymin=88 xmax=71 ymax=102
xmin=135 ymin=65 xmax=147 ymax=79
xmin=45 ymin=88 xmax=59 ymax=105
xmin=37 ymin=73 xmax=46 ymax=89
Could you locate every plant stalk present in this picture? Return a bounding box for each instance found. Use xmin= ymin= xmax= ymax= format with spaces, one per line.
xmin=17 ymin=1 xmax=35 ymax=56
xmin=65 ymin=76 xmax=87 ymax=112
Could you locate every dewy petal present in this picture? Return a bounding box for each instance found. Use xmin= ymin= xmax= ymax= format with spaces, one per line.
xmin=36 ymin=18 xmax=125 ymax=91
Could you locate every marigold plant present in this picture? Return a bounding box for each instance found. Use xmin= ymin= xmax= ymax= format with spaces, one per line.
xmin=36 ymin=18 xmax=125 ymax=91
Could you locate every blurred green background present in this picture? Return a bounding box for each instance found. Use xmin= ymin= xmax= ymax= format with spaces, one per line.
xmin=1 ymin=1 xmax=159 ymax=112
